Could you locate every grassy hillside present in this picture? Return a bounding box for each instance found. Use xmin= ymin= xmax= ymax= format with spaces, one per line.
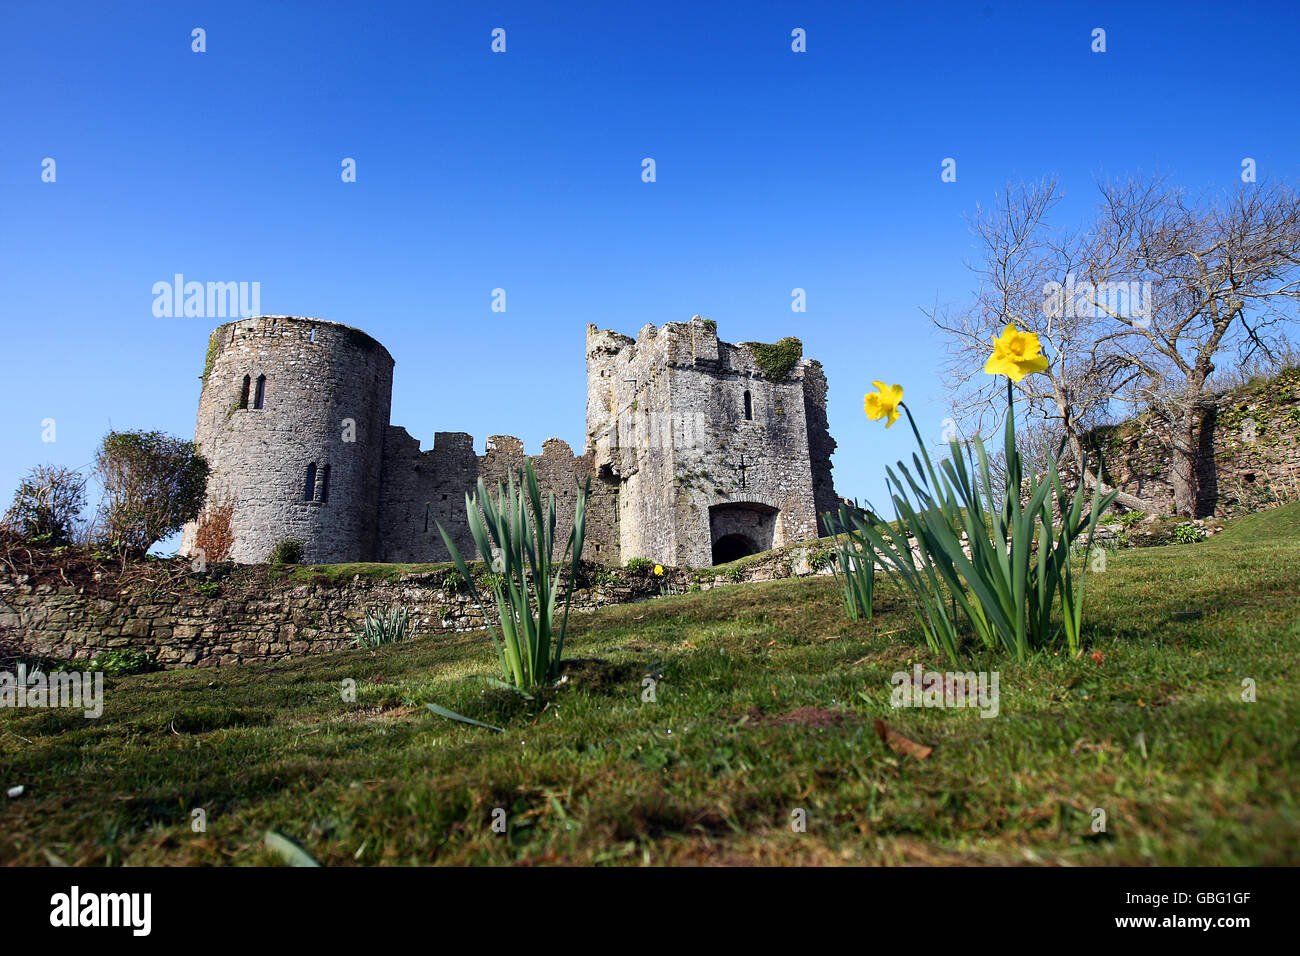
xmin=2 ymin=504 xmax=1298 ymax=866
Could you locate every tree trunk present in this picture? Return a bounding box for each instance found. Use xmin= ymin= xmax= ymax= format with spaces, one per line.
xmin=1169 ymin=406 xmax=1200 ymax=517
xmin=1168 ymin=365 xmax=1213 ymax=517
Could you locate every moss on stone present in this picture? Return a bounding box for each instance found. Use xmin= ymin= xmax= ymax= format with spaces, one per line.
xmin=1217 ymin=368 xmax=1300 ymax=436
xmin=272 ymin=561 xmax=460 ymax=586
xmin=201 ymin=331 xmax=220 ymax=386
xmin=746 ymin=337 xmax=803 ymax=382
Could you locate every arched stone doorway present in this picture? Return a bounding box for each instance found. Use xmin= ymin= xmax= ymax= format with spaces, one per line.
xmin=709 ymin=502 xmax=778 ymax=565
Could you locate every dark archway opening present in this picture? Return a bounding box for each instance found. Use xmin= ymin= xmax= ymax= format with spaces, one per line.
xmin=709 ymin=501 xmax=778 ymax=565
xmin=712 ymin=533 xmax=759 ymax=565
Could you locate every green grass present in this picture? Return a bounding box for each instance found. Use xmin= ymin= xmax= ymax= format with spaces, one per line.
xmin=3 ymin=505 xmax=1299 ymax=866
xmin=270 ymin=561 xmax=460 ymax=586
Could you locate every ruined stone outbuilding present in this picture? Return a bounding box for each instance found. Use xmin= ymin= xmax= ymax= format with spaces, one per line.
xmin=181 ymin=314 xmax=838 ymax=569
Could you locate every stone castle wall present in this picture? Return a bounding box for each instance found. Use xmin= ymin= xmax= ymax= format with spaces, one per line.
xmin=1 ymin=567 xmax=663 ymax=669
xmin=1085 ymin=368 xmax=1300 ymax=518
xmin=373 ymin=431 xmax=619 ymax=564
xmin=184 ymin=314 xmax=838 ymax=570
xmin=586 ymin=323 xmax=679 ymax=563
xmin=802 ymin=361 xmax=840 ymax=522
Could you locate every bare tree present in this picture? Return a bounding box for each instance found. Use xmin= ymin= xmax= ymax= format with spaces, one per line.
xmin=933 ymin=175 xmax=1300 ymax=517
xmin=1092 ymin=176 xmax=1300 ymax=515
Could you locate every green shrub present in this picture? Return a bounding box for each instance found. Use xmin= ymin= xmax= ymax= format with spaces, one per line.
xmin=747 ymin=337 xmax=803 ymax=382
xmin=3 ymin=465 xmax=87 ymax=546
xmin=588 ymin=566 xmax=618 ymax=587
xmin=807 ymin=547 xmax=835 ymax=573
xmin=268 ymin=537 xmax=305 ymax=565
xmin=1118 ymin=509 xmax=1146 ymax=528
xmin=1173 ymin=522 xmax=1209 ymax=544
xmin=92 ymin=430 xmax=209 ymax=555
xmin=90 ymin=649 xmax=160 ymax=675
xmin=625 ymin=557 xmax=654 ymax=572
xmin=350 ymin=605 xmax=412 ymax=647
xmin=435 ymin=567 xmax=466 ymax=593
xmin=1125 ymin=515 xmax=1196 ymax=548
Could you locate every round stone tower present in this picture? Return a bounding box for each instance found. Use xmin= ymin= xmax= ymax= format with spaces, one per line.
xmin=181 ymin=316 xmax=394 ymax=564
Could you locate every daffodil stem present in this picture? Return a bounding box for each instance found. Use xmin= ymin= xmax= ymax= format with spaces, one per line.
xmin=900 ymin=402 xmax=926 ymax=452
xmin=899 ymin=402 xmax=943 ymax=493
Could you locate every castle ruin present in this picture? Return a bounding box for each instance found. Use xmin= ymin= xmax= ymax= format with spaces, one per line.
xmin=181 ymin=315 xmax=838 ymax=569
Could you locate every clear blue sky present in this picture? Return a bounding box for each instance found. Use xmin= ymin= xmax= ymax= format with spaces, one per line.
xmin=2 ymin=1 xmax=1297 ymax=548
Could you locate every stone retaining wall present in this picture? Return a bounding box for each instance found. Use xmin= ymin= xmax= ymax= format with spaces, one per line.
xmin=0 ymin=546 xmax=834 ymax=670
xmin=1084 ymin=368 xmax=1300 ymax=518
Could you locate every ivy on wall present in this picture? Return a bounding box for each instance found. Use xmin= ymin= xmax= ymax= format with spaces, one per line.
xmin=202 ymin=331 xmax=220 ymax=385
xmin=1076 ymin=365 xmax=1300 ymax=515
xmin=747 ymin=337 xmax=803 ymax=382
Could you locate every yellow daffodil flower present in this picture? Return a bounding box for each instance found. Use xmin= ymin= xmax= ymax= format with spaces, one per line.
xmin=863 ymin=381 xmax=904 ymax=427
xmin=653 ymin=564 xmax=664 ymax=576
xmin=984 ymin=323 xmax=1049 ymax=381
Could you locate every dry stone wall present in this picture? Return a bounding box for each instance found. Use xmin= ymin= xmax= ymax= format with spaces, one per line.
xmin=0 ymin=566 xmax=657 ymax=668
xmin=0 ymin=544 xmax=835 ymax=670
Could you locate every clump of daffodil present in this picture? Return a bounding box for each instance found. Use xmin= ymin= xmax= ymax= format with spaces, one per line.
xmin=848 ymin=324 xmax=1114 ymax=665
xmin=984 ymin=322 xmax=1049 ymax=382
xmin=863 ymin=381 xmax=904 ymax=427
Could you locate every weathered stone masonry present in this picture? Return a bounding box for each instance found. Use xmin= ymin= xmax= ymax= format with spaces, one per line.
xmin=1 ymin=544 xmax=836 ymax=669
xmin=586 ymin=320 xmax=837 ymax=567
xmin=182 ymin=315 xmax=839 ymax=569
xmin=1083 ymin=367 xmax=1300 ymax=518
xmin=1 ymin=568 xmax=664 ymax=668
